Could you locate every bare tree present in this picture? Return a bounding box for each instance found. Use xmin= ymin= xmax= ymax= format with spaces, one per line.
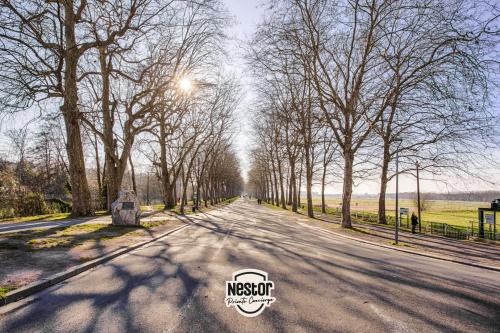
xmin=368 ymin=1 xmax=500 ymax=224
xmin=6 ymin=127 xmax=29 ymax=185
xmin=0 ymin=0 xmax=169 ymax=216
xmin=254 ymin=0 xmax=500 ymax=229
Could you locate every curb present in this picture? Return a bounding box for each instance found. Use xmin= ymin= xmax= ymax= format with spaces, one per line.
xmin=1 ymin=219 xmax=192 ymax=307
xmin=299 ymin=222 xmax=500 ymax=272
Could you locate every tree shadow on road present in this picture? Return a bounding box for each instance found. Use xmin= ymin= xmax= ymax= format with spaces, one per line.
xmin=1 ymin=201 xmax=499 ymax=332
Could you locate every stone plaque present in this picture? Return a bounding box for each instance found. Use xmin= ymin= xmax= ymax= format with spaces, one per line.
xmin=122 ymin=202 xmax=135 ymax=210
xmin=111 ymin=190 xmax=141 ymax=226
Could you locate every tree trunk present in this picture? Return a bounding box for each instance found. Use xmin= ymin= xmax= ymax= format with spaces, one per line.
xmin=273 ymin=168 xmax=279 ymax=207
xmin=290 ymin=160 xmax=297 ymax=212
xmin=96 ymin=46 xmax=136 ymax=210
xmin=129 ymin=154 xmax=137 ymax=195
xmin=270 ymin=159 xmax=279 ymax=206
xmin=341 ymin=149 xmax=354 ymax=228
xmin=180 ymin=177 xmax=188 ymax=214
xmin=106 ymin=142 xmax=132 ymax=211
xmin=99 ymin=46 xmax=121 ymax=211
xmin=287 ymin=173 xmax=292 ymax=205
xmin=304 ymin=146 xmax=314 ymax=218
xmin=165 ymin=182 xmax=175 ymax=209
xmin=101 ymin=160 xmax=107 ymax=209
xmin=196 ymin=182 xmax=201 ymax=208
xmin=321 ymin=164 xmax=327 ymax=214
xmin=105 ymin=154 xmax=119 ymax=211
xmin=269 ymin=171 xmax=275 ymax=205
xmin=62 ymin=9 xmax=93 ymax=217
xmin=159 ymin=111 xmax=176 ymax=209
xmin=264 ymin=173 xmax=269 ymax=202
xmin=202 ymin=181 xmax=208 ymax=207
xmin=64 ymin=112 xmax=93 ymax=216
xmin=277 ymin=157 xmax=286 ymax=209
xmin=298 ymin=160 xmax=302 ymax=207
xmin=94 ymin=133 xmax=102 ymax=196
xmin=174 ymin=181 xmax=178 ymax=205
xmin=209 ymin=178 xmax=214 ymax=205
xmin=378 ymin=141 xmax=390 ymax=224
xmin=161 ymin=164 xmax=176 ymax=210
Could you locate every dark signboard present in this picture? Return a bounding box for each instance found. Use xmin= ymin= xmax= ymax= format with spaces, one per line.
xmin=122 ymin=202 xmax=135 ymax=210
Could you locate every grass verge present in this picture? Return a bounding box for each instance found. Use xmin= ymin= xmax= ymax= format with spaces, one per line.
xmin=0 ymin=211 xmax=110 ymax=224
xmin=0 ymin=222 xmax=169 ymax=251
xmin=0 ymin=205 xmax=165 ymax=225
xmin=0 ymin=285 xmax=16 ymax=300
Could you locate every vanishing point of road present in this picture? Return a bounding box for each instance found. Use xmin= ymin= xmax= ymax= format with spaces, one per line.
xmin=0 ymin=198 xmax=498 ymax=332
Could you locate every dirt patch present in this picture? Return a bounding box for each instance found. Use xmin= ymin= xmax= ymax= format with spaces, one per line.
xmin=0 ymin=250 xmax=71 ymax=289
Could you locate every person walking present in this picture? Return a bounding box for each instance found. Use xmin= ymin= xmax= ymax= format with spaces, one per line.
xmin=411 ymin=212 xmax=419 ymax=234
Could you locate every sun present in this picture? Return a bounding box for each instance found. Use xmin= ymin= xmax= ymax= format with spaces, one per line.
xmin=178 ymin=78 xmax=193 ymax=93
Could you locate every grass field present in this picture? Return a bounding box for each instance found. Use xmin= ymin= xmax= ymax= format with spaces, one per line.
xmin=309 ymin=197 xmax=492 ymax=228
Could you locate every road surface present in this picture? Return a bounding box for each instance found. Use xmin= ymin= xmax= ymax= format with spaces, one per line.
xmin=0 ymin=199 xmax=498 ymax=332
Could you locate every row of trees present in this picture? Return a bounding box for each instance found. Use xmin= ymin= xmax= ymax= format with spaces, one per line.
xmin=0 ymin=0 xmax=243 ymax=217
xmin=246 ymin=0 xmax=499 ymax=228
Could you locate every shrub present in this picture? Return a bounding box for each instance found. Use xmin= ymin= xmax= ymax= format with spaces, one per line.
xmin=47 ymin=198 xmax=72 ymax=213
xmin=17 ymin=192 xmax=50 ymax=217
xmin=0 ymin=170 xmax=18 ymax=218
xmin=0 ymin=207 xmax=16 ymax=219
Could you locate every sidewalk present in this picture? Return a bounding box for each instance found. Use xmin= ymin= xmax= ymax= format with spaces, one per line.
xmin=270 ymin=205 xmax=500 ymax=269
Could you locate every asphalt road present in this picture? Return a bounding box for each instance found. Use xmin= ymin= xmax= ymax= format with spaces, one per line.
xmin=0 ymin=198 xmax=499 ymax=332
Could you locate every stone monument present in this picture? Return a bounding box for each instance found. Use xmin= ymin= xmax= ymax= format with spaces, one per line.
xmin=111 ymin=190 xmax=141 ymax=226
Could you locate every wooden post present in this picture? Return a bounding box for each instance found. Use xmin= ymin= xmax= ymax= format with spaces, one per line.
xmin=494 ymin=211 xmax=497 ymax=240
xmin=479 ymin=210 xmax=484 ymax=238
xmin=416 ymin=161 xmax=422 ymax=233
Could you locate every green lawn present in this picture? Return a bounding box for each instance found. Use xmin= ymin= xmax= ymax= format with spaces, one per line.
xmin=305 ymin=197 xmax=491 ymax=228
xmin=0 ymin=211 xmax=111 ymax=224
xmin=1 ymin=197 xmax=240 ymax=224
xmin=0 ymin=213 xmax=72 ymax=223
xmin=0 ymin=285 xmax=16 ymax=299
xmin=0 ymin=204 xmax=168 ymax=224
xmin=139 ymin=204 xmax=165 ymax=211
xmin=0 ymin=222 xmax=167 ymax=251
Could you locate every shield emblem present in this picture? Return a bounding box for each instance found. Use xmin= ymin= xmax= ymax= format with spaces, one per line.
xmin=226 ymin=269 xmax=275 ymax=317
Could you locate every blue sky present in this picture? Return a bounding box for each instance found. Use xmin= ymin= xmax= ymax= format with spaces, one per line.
xmin=222 ymin=0 xmax=500 ymax=195
xmin=222 ymin=1 xmax=264 ymax=183
xmin=0 ymin=1 xmax=497 ymax=196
